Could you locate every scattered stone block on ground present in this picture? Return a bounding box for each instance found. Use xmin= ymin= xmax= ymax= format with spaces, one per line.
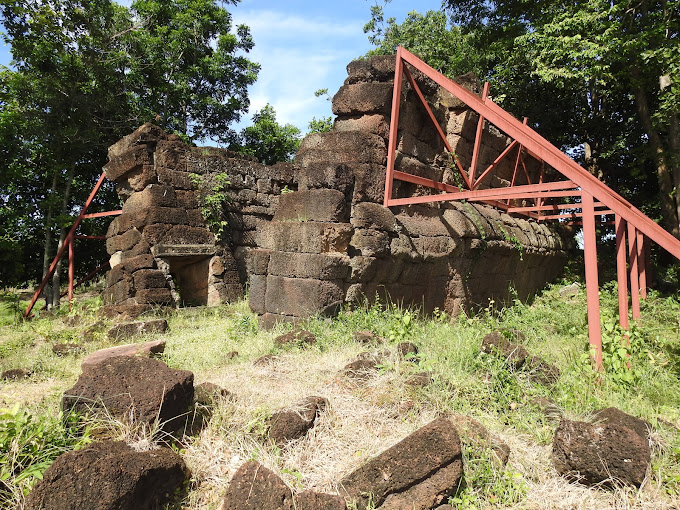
xmin=25 ymin=440 xmax=187 ymax=510
xmin=222 ymin=461 xmax=294 ymax=510
xmin=340 ymin=417 xmax=463 ymax=510
xmin=107 ymin=319 xmax=168 ymax=341
xmin=274 ymin=329 xmax=316 ymax=347
xmin=268 ymin=396 xmax=328 ymax=445
xmin=552 ymin=409 xmax=651 ymax=487
xmin=81 ymin=339 xmax=166 ymax=367
xmin=62 ymin=356 xmax=193 ymax=434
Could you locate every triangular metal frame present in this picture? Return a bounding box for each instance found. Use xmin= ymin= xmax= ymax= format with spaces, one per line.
xmin=384 ymin=47 xmax=680 ymax=370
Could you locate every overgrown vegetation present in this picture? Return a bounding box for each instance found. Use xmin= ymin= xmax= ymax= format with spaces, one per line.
xmin=1 ymin=279 xmax=680 ymax=508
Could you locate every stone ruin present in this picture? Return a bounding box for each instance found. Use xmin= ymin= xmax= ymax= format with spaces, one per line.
xmin=102 ymin=55 xmax=571 ymax=324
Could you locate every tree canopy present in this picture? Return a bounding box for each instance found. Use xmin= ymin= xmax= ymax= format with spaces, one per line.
xmin=0 ymin=0 xmax=259 ymax=294
xmin=365 ymin=0 xmax=680 ymax=239
xmin=231 ymin=104 xmax=302 ymax=165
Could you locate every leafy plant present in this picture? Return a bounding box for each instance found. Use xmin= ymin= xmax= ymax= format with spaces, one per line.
xmin=190 ymin=172 xmax=231 ymax=240
xmin=0 ymin=406 xmax=89 ymax=503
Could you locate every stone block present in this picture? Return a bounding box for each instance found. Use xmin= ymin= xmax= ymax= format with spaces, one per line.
xmin=258 ymin=313 xmax=300 ymax=330
xmin=122 ymin=254 xmax=155 ymax=273
xmin=107 ymin=122 xmax=165 ymax=159
xmin=175 ymin=190 xmax=199 ymax=209
xmin=155 ymin=140 xmax=188 ymax=168
xmin=273 ymin=189 xmax=349 ymax=223
xmin=103 ymin=144 xmax=152 ymax=182
xmin=142 ymin=224 xmax=214 ymax=245
xmin=398 ymin=131 xmax=440 ymax=165
xmin=295 ymin=162 xmax=354 ymax=194
xmin=135 ymin=287 xmax=174 ymax=305
xmin=340 ymin=418 xmax=463 ymax=510
xmin=156 ymin=167 xmax=195 ymax=190
xmin=334 ymin=114 xmax=389 ymax=139
xmin=256 ymin=222 xmax=353 ymax=254
xmin=267 ymin=252 xmax=351 ymax=280
xmin=122 ymin=185 xmax=178 ymax=213
xmin=246 ymin=249 xmax=271 ymax=275
xmin=124 ymin=164 xmax=158 ymax=192
xmin=248 ymin=274 xmax=267 ymax=314
xmin=350 ymin=229 xmax=390 ymax=257
xmin=133 ymin=269 xmax=167 ymax=289
xmin=264 ymin=276 xmax=344 ymax=317
xmin=351 ymin=163 xmax=386 ymax=204
xmin=296 ymin=131 xmax=387 ymax=167
xmin=106 ymin=228 xmax=142 ymax=254
xmin=332 ymin=82 xmax=394 ymax=116
xmin=345 ymin=55 xmax=396 ymax=84
xmin=442 ymin=206 xmax=478 ymax=238
xmin=351 ymin=202 xmax=397 ymax=231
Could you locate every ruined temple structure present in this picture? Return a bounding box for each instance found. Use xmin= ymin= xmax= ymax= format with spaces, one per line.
xmin=102 ymin=56 xmax=571 ymax=324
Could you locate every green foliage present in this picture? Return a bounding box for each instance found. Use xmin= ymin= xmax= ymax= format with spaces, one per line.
xmin=308 ymin=116 xmax=333 ymax=134
xmin=451 ymin=444 xmax=527 ymax=508
xmin=0 ymin=406 xmax=89 ymax=503
xmin=190 ymin=172 xmax=231 ymax=240
xmin=364 ymin=2 xmax=485 ymax=78
xmin=232 ymin=104 xmax=302 ymax=165
xmin=0 ymin=0 xmax=259 ymax=288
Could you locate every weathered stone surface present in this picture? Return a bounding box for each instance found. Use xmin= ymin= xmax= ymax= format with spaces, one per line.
xmin=103 ymin=144 xmax=153 ymax=182
xmin=334 ymin=114 xmax=390 ymax=139
xmin=222 ymin=461 xmax=294 ymax=510
xmin=274 ymin=189 xmax=349 ymax=223
xmin=592 ymin=407 xmax=651 ymax=442
xmin=332 ymin=82 xmax=394 ymax=116
xmin=268 ymin=396 xmax=328 ymax=445
xmin=25 ymin=440 xmax=187 ymax=510
xmin=351 ymin=202 xmax=397 ymax=231
xmin=62 ymin=356 xmax=194 ymax=432
xmin=353 ymin=330 xmax=385 ymax=344
xmin=345 ymin=55 xmax=396 ymax=84
xmin=121 ymin=185 xmax=178 ymax=213
xmin=267 ymin=252 xmax=350 ymax=280
xmin=135 ymin=287 xmax=174 ymax=305
xmin=296 ymin=490 xmax=346 ymax=510
xmin=1 ymin=368 xmax=31 ymax=380
xmin=256 ymin=222 xmax=353 ymax=254
xmin=107 ymin=319 xmax=168 ymax=340
xmin=351 ymin=229 xmax=391 ymax=257
xmin=481 ymin=331 xmax=531 ymax=369
xmin=340 ymin=417 xmax=463 ymax=509
xmin=274 ymin=329 xmax=317 ymax=347
xmin=194 ymin=382 xmax=232 ymax=406
xmin=552 ymin=415 xmax=651 ymax=487
xmin=295 ymin=162 xmax=355 ymax=194
xmin=265 ymin=276 xmax=344 ymax=318
xmin=342 ymin=352 xmax=384 ymax=379
xmin=406 ymin=371 xmax=433 ymax=388
xmin=81 ymin=339 xmax=166 ymax=368
xmin=296 ymin=131 xmax=387 ymax=167
xmin=51 ymin=343 xmax=84 ymax=356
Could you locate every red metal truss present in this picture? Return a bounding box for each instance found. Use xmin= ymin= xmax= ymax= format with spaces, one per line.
xmin=384 ymin=47 xmax=680 ymax=371
xmin=24 ymin=172 xmax=122 ymax=318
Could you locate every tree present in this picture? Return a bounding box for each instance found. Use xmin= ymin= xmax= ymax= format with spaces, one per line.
xmin=308 ymin=116 xmax=333 ymax=134
xmin=232 ymin=104 xmax=302 ymax=165
xmin=0 ymin=0 xmax=259 ymax=298
xmin=445 ymin=0 xmax=680 ymax=236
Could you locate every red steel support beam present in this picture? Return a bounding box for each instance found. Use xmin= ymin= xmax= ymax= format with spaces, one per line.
xmin=59 ymin=261 xmax=110 ymax=298
xmin=402 ymin=66 xmax=472 ymax=189
xmin=25 ymin=172 xmax=108 ymax=318
xmin=384 ymin=48 xmax=405 ymax=207
xmin=637 ymin=230 xmax=647 ymax=300
xmin=396 ymin=47 xmax=680 ymax=261
xmin=473 ymin=140 xmax=518 ymax=190
xmin=469 ymin=82 xmax=490 ymax=184
xmin=628 ymin=223 xmax=641 ymax=321
xmin=81 ymin=210 xmax=122 ymax=219
xmin=615 ymin=215 xmax=629 ymax=331
xmin=68 ymin=235 xmax=74 ymax=308
xmin=582 ymin=192 xmax=603 ymax=370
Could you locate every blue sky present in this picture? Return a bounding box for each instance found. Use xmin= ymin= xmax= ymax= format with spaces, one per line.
xmin=0 ymin=1 xmax=445 ymax=137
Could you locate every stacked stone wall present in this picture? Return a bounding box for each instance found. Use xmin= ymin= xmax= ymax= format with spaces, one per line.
xmin=102 ymin=55 xmax=570 ymax=322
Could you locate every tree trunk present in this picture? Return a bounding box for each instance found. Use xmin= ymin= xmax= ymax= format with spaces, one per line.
xmin=633 ymin=81 xmax=680 ymax=238
xmin=41 ymin=172 xmax=58 ymax=309
xmin=51 ymin=165 xmax=76 ymax=307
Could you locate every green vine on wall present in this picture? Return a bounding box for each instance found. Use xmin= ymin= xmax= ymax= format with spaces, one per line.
xmin=190 ymin=172 xmax=231 ymax=241
xmin=498 ymin=224 xmax=524 ymax=260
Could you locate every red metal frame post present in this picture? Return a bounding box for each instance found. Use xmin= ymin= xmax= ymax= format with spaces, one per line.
xmin=615 ymin=215 xmax=629 ymax=331
xmin=384 ymin=48 xmax=405 ymax=207
xmin=24 ymin=172 xmax=109 ymax=318
xmin=68 ymin=235 xmax=74 ymax=308
xmin=637 ymin=230 xmax=647 ymax=300
xmin=627 ymin=223 xmax=641 ymax=321
xmin=582 ymin=192 xmax=603 ymax=370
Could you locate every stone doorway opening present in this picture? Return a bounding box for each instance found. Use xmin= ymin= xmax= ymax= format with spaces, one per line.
xmin=152 ymin=245 xmax=216 ymax=307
